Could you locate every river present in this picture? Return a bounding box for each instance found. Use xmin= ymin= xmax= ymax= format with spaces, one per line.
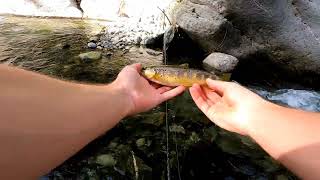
xmin=2 ymin=15 xmax=316 ymax=180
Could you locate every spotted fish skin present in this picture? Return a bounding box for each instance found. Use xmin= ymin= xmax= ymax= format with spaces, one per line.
xmin=141 ymin=66 xmax=219 ymax=87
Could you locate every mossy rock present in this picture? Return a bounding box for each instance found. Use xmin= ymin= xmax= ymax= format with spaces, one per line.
xmin=79 ymin=51 xmax=102 ymax=62
xmin=96 ymin=154 xmax=116 ymax=167
xmin=169 ymin=124 xmax=186 ymax=134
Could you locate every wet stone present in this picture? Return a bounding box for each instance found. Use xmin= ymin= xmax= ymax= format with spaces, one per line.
xmin=96 ymin=154 xmax=116 ymax=167
xmin=169 ymin=124 xmax=186 ymax=134
xmin=87 ymin=42 xmax=97 ymax=49
xmin=79 ymin=51 xmax=102 ymax=62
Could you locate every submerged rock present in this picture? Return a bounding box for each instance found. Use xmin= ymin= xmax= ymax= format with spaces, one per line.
xmin=169 ymin=124 xmax=186 ymax=134
xmin=203 ymin=52 xmax=238 ymax=73
xmin=96 ymin=154 xmax=116 ymax=167
xmin=79 ymin=51 xmax=102 ymax=62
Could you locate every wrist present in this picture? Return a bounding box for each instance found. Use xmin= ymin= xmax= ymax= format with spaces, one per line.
xmin=109 ymin=80 xmax=135 ymax=117
xmin=246 ymin=99 xmax=281 ymax=138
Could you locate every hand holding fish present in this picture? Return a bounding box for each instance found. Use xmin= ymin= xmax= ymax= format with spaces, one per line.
xmin=113 ymin=63 xmax=186 ymax=115
xmin=189 ymin=79 xmax=269 ymax=136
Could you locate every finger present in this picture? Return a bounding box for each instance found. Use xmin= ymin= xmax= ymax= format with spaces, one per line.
xmin=130 ymin=63 xmax=142 ymax=72
xmin=160 ymin=86 xmax=186 ymax=102
xmin=199 ymin=86 xmax=215 ymax=106
xmin=202 ymin=86 xmax=222 ymax=104
xmin=206 ymin=79 xmax=229 ymax=96
xmin=189 ymin=85 xmax=210 ymax=113
xmin=150 ymin=82 xmax=162 ymax=89
xmin=156 ymin=86 xmax=172 ymax=94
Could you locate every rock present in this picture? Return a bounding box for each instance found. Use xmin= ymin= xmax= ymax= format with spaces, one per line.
xmin=145 ymin=48 xmax=162 ymax=56
xmin=79 ymin=52 xmax=102 ymax=62
xmin=89 ymin=36 xmax=99 ymax=43
xmin=203 ymin=126 xmax=218 ymax=142
xmin=136 ymin=138 xmax=146 ymax=147
xmin=174 ymin=0 xmax=320 ymax=86
xmin=174 ymin=1 xmax=239 ymax=53
xmin=106 ymin=52 xmax=113 ymax=56
xmin=97 ymin=46 xmax=103 ymax=50
xmin=135 ymin=138 xmax=151 ymax=148
xmin=87 ymin=42 xmax=97 ymax=49
xmin=135 ymin=36 xmax=142 ymax=45
xmin=137 ymin=112 xmax=165 ymax=127
xmin=188 ymin=132 xmax=201 ymax=144
xmin=202 ymin=52 xmax=238 ymax=73
xmin=96 ymin=154 xmax=116 ymax=167
xmin=169 ymin=124 xmax=186 ymax=134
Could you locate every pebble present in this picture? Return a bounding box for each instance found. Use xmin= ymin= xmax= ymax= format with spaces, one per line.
xmin=87 ymin=42 xmax=97 ymax=49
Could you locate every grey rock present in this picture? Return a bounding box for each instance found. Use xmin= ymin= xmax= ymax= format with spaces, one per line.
xmin=87 ymin=42 xmax=97 ymax=49
xmin=79 ymin=52 xmax=102 ymax=62
xmin=174 ymin=1 xmax=240 ymax=53
xmin=174 ymin=0 xmax=320 ymax=84
xmin=202 ymin=52 xmax=238 ymax=73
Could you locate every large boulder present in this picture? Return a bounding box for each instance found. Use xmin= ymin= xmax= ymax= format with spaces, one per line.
xmin=174 ymin=0 xmax=320 ymax=86
xmin=0 ymin=0 xmax=82 ymax=17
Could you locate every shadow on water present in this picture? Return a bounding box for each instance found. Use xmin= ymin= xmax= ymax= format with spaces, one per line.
xmin=0 ymin=15 xmax=297 ymax=179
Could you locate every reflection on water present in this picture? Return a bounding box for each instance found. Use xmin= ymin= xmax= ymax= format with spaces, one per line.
xmin=0 ymin=15 xmax=300 ymax=179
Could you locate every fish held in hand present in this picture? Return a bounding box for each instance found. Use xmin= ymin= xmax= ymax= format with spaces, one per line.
xmin=141 ymin=66 xmax=219 ymax=87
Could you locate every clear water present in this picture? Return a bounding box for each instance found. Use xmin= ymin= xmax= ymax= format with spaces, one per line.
xmin=0 ymin=15 xmax=309 ymax=179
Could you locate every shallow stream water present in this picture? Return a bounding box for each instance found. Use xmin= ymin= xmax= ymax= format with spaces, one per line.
xmin=1 ymin=15 xmax=317 ymax=180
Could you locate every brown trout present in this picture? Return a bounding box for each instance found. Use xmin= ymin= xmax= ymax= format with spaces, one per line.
xmin=141 ymin=66 xmax=219 ymax=87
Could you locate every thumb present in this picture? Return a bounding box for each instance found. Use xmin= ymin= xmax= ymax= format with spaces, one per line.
xmin=206 ymin=79 xmax=229 ymax=96
xmin=130 ymin=63 xmax=142 ymax=72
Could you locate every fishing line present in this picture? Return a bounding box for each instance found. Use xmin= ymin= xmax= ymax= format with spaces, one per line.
xmin=163 ymin=20 xmax=170 ymax=180
xmin=172 ymin=115 xmax=182 ymax=180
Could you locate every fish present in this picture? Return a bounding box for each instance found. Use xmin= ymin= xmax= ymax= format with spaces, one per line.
xmin=141 ymin=65 xmax=219 ymax=87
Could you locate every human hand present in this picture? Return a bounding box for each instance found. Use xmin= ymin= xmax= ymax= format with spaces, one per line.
xmin=189 ymin=79 xmax=271 ymax=135
xmin=113 ymin=63 xmax=186 ymax=115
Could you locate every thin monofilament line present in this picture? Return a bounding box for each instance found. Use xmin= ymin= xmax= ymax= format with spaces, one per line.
xmin=163 ymin=22 xmax=170 ymax=180
xmin=173 ymin=115 xmax=182 ymax=180
xmin=165 ymin=102 xmax=170 ymax=180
